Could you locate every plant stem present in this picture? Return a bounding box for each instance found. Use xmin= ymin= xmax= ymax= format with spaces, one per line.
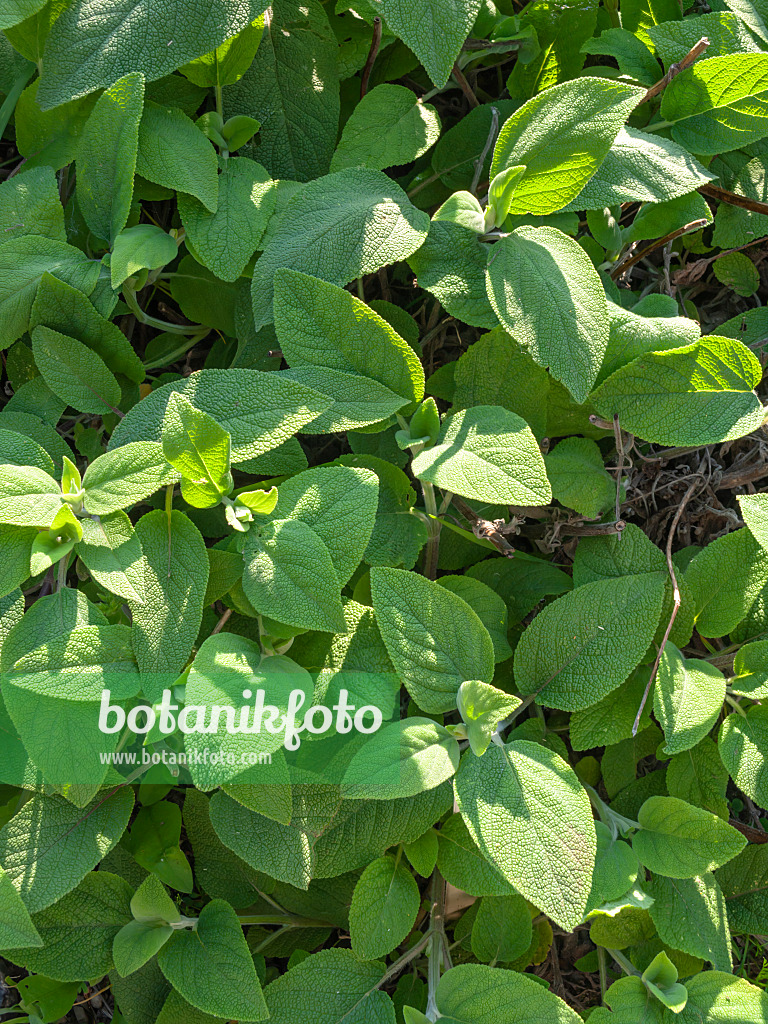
xmin=425 ymin=871 xmax=447 ymax=1021
xmin=56 ymin=555 xmax=68 ymax=591
xmin=421 ymin=481 xmax=441 ymax=580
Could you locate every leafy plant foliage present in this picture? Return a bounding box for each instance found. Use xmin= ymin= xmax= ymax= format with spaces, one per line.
xmin=0 ymin=0 xmax=768 ymax=1021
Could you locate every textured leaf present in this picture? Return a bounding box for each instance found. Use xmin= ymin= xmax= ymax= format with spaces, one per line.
xmin=0 ymin=789 xmax=133 ymax=913
xmin=647 ymin=874 xmax=732 ymax=972
xmin=0 ymin=463 xmax=62 ymax=528
xmin=331 ymin=84 xmax=440 ymax=172
xmin=349 ymin=854 xmax=420 ymax=960
xmin=0 ymin=864 xmax=41 ymax=949
xmin=435 ymin=964 xmax=582 ymax=1024
xmin=264 ymin=948 xmax=395 ymax=1024
xmin=565 ymin=127 xmax=714 ymax=210
xmin=654 ymin=644 xmax=726 ymax=756
xmin=0 ymin=525 xmax=35 ymax=600
xmin=436 ymin=813 xmax=518 ymax=897
xmin=632 ymin=796 xmax=746 ymax=878
xmin=545 ymin=437 xmax=615 ymax=517
xmin=667 ymin=738 xmax=730 ymax=820
xmin=0 ymin=0 xmax=48 ymax=30
xmin=108 ymin=368 xmax=330 ymax=463
xmin=161 ymin=392 xmax=231 ymax=509
xmin=490 ymin=79 xmax=645 ymax=215
xmin=372 ymin=0 xmax=481 ymax=87
xmin=0 ymin=236 xmax=100 ymax=349
xmin=225 ymin=0 xmax=339 ymax=181
xmin=129 ymin=510 xmax=208 ymax=693
xmin=83 ymin=442 xmax=176 ymax=515
xmin=471 ymin=894 xmax=532 ymax=964
xmin=158 ymin=900 xmax=267 ymax=1021
xmin=513 ymin=573 xmax=666 ymax=711
xmin=661 ymin=53 xmax=768 ymax=155
xmin=242 ymin=518 xmax=346 ymax=633
xmin=486 ymin=226 xmax=609 ymax=403
xmin=591 ymin=336 xmax=764 ymax=447
xmin=595 ymin=300 xmax=701 ymax=388
xmin=250 ymin=168 xmax=429 ymax=330
xmin=136 ymin=102 xmax=219 ymax=211
xmin=684 ymin=527 xmax=768 ymax=639
xmin=411 ymin=406 xmax=551 ymax=505
xmin=32 ymin=325 xmax=121 ymax=414
xmin=719 ymin=705 xmax=768 ymax=808
xmin=0 ymin=165 xmax=65 ymax=242
xmin=730 ymin=638 xmax=768 ymax=699
xmin=738 ymin=492 xmax=768 ymax=552
xmin=439 ymin=579 xmax=512 ymax=664
xmin=507 ymin=0 xmax=598 ymax=99
xmin=5 ymin=872 xmax=132 ymax=982
xmin=371 ymin=566 xmax=495 ymax=714
xmin=178 ymin=157 xmax=275 ymax=282
xmin=716 ymin=844 xmax=768 ymax=935
xmin=76 ymin=72 xmax=144 ymax=243
xmin=76 ymin=512 xmax=143 ymax=603
xmin=456 ymin=742 xmax=596 ymax=930
xmin=110 ymin=224 xmax=178 ymax=288
xmin=38 ymin=0 xmax=270 ymax=108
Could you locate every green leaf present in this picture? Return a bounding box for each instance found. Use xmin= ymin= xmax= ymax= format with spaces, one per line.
xmin=0 ymin=165 xmax=65 ymax=242
xmin=654 ymin=644 xmax=726 ymax=756
xmin=113 ymin=918 xmax=173 ymax=979
xmin=595 ymin=299 xmax=701 ymax=388
xmin=490 ymin=79 xmax=644 ymax=215
xmin=647 ymin=873 xmax=732 ymax=972
xmin=250 ymin=168 xmax=429 ymax=330
xmin=436 ymin=813 xmax=517 ymax=897
xmin=349 ymin=854 xmax=420 ymax=960
xmin=341 ymin=718 xmax=460 ymax=799
xmin=684 ymin=527 xmax=768 ymax=639
xmin=31 ymin=325 xmax=121 ymax=414
xmin=640 ymin=951 xmax=688 ymax=1013
xmin=565 ymin=127 xmax=715 ymax=210
xmin=0 ymin=235 xmax=100 ymax=349
xmin=0 ymin=463 xmax=61 ymax=528
xmin=661 ymin=54 xmax=768 ymax=156
xmin=125 ymin=801 xmax=192 ymax=892
xmin=591 ymin=336 xmax=764 ymax=447
xmin=158 ymin=900 xmax=268 ymax=1021
xmin=0 ymin=788 xmax=133 ymax=913
xmin=404 ymin=830 xmax=438 ymax=878
xmin=682 ymin=971 xmax=768 ymax=1022
xmin=82 ymin=442 xmax=176 ymax=515
xmin=632 ymin=796 xmax=746 ymax=878
xmin=507 ymin=0 xmax=598 ymax=99
xmin=37 ymin=0 xmax=270 ymax=108
xmin=136 ymin=102 xmax=219 ymax=211
xmin=408 ymin=220 xmax=498 ymax=330
xmin=456 ymin=741 xmax=596 ymax=929
xmin=109 ymin=368 xmax=330 ymax=464
xmin=76 ymin=71 xmax=144 ymax=243
xmin=716 ymin=844 xmax=768 ymax=935
xmin=373 ymin=0 xmax=481 ymax=87
xmin=129 ymin=510 xmax=208 ymax=691
xmin=739 ymin=493 xmax=768 ymax=553
xmin=471 ymin=894 xmax=532 ymax=964
xmin=30 ymin=273 xmax=145 ymax=384
xmin=0 ymin=864 xmax=41 ymax=949
xmin=331 ymin=83 xmax=440 ymax=172
xmin=435 ymin=957 xmax=582 ymax=1022
xmin=713 ymin=251 xmax=760 ymax=298
xmin=371 ymin=567 xmax=495 ymax=714
xmin=178 ymin=157 xmax=275 ymax=282
xmin=719 ymin=705 xmax=768 ymax=808
xmin=411 ymin=405 xmax=551 ymax=505
xmin=514 ymin=573 xmax=665 ymax=711
xmin=457 ymin=680 xmax=520 ymax=757
xmin=730 ymin=638 xmax=768 ymax=699
xmin=224 ymin=0 xmax=340 ymax=182
xmin=161 ymin=392 xmax=231 ymax=509
xmin=486 ymin=226 xmax=609 ymax=403
xmin=580 ymin=29 xmax=665 ymax=87
xmin=274 ymin=270 xmax=425 ymax=430
xmin=179 ymin=17 xmax=265 ymax=88
xmin=545 ymin=437 xmax=615 ymax=517
xmin=438 ymin=578 xmax=512 ymax=664
xmin=621 ymin=0 xmax=681 ymax=42
xmin=110 ymin=224 xmax=178 ymax=289
xmin=76 ymin=511 xmax=144 ymax=603
xmin=242 ymin=518 xmax=346 ymax=633
xmin=667 ymin=737 xmax=730 ymax=820
xmin=0 ymin=0 xmax=48 ymax=30
xmin=264 ymin=948 xmax=395 ymax=1023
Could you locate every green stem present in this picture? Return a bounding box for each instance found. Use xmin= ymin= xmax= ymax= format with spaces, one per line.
xmin=56 ymin=555 xmax=68 ymax=591
xmin=643 ymin=119 xmax=674 ymax=133
xmin=608 ymin=948 xmax=641 ymax=977
xmin=236 ymin=914 xmax=331 ymax=928
xmin=122 ymin=288 xmax=206 ymax=336
xmin=725 ymin=692 xmax=749 ymax=718
xmin=425 ymin=871 xmax=447 ymax=1021
xmin=598 ymin=946 xmax=609 ymax=1003
xmin=421 ymin=481 xmax=441 ymax=580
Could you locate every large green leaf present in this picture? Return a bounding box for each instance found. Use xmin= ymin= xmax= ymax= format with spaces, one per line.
xmin=136 ymin=102 xmax=219 ymax=211
xmin=108 ymin=368 xmax=330 ymax=463
xmin=250 ymin=168 xmax=429 ymax=330
xmin=225 ymin=0 xmax=339 ymax=181
xmin=129 ymin=510 xmax=208 ymax=696
xmin=719 ymin=705 xmax=768 ymax=808
xmin=433 ymin=963 xmax=582 ymax=1023
xmin=632 ymin=796 xmax=746 ymax=878
xmin=76 ymin=511 xmax=145 ymax=603
xmin=0 ymin=165 xmax=65 ymax=242
xmin=486 ymin=226 xmax=609 ymax=403
xmin=661 ymin=53 xmax=768 ymax=155
xmin=373 ymin=0 xmax=481 ymax=87
xmin=411 ymin=406 xmax=551 ymax=505
xmin=331 ymin=83 xmax=440 ymax=172
xmin=371 ymin=567 xmax=495 ymax=714
xmin=83 ymin=442 xmax=177 ymax=515
xmin=177 ymin=157 xmax=275 ymax=281
xmin=591 ymin=336 xmax=764 ymax=446
xmin=684 ymin=527 xmax=768 ymax=639
xmin=654 ymin=644 xmax=726 ymax=756
xmin=0 ymin=789 xmax=133 ymax=913
xmin=0 ymin=0 xmax=48 ymax=30
xmin=37 ymin=0 xmax=270 ymax=108
xmin=490 ymin=78 xmax=644 ymax=215
xmin=455 ymin=742 xmax=596 ymax=930
xmin=31 ymin=325 xmax=121 ymax=414
xmin=647 ymin=873 xmax=732 ymax=972
xmin=514 ymin=573 xmax=666 ymax=711
xmin=716 ymin=844 xmax=768 ymax=935
xmin=349 ymin=854 xmax=420 ymax=960
xmin=0 ymin=864 xmax=41 ymax=949
xmin=76 ymin=71 xmax=144 ymax=243
xmin=158 ymin=900 xmax=268 ymax=1021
